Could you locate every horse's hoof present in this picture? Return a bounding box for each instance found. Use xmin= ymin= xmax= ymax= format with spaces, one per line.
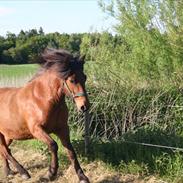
xmin=80 ymin=180 xmax=90 ymax=183
xmin=5 ymin=169 xmax=15 ymax=178
xmin=40 ymin=177 xmax=49 ymax=182
xmin=79 ymin=174 xmax=90 ymax=183
xmin=40 ymin=171 xmax=56 ymax=182
xmin=80 ymin=177 xmax=90 ymax=183
xmin=8 ymin=170 xmax=15 ymax=175
xmin=21 ymin=173 xmax=31 ymax=180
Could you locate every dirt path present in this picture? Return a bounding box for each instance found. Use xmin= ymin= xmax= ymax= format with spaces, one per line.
xmin=0 ymin=147 xmax=166 ymax=183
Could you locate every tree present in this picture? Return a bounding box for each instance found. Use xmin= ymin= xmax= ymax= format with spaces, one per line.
xmin=39 ymin=27 xmax=44 ymax=35
xmin=67 ymin=33 xmax=83 ymax=54
xmin=97 ymin=0 xmax=183 ymax=80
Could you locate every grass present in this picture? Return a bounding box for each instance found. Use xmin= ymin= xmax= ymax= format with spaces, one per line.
xmin=1 ymin=63 xmax=183 ymax=182
xmin=0 ymin=64 xmax=38 ymax=87
xmin=0 ymin=64 xmax=38 ymax=78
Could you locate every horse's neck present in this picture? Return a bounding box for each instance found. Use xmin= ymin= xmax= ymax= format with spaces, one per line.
xmin=30 ymin=71 xmax=65 ymax=104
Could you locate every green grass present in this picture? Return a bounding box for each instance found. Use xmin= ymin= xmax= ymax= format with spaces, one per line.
xmin=0 ymin=64 xmax=38 ymax=78
xmin=0 ymin=64 xmax=39 ymax=87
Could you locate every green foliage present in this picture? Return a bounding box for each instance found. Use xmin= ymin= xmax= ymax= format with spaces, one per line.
xmin=72 ymin=124 xmax=183 ymax=182
xmin=0 ymin=28 xmax=86 ymax=64
xmin=86 ymin=0 xmax=183 ymax=83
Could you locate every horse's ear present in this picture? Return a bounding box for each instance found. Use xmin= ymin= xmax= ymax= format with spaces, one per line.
xmin=79 ymin=55 xmax=86 ymax=63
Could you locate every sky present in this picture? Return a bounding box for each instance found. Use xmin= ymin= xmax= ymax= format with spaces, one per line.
xmin=0 ymin=0 xmax=115 ymax=36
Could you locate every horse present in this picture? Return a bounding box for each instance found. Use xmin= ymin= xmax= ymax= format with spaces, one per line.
xmin=0 ymin=48 xmax=90 ymax=183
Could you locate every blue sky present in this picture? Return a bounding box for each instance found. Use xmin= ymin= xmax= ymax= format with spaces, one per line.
xmin=0 ymin=0 xmax=115 ymax=36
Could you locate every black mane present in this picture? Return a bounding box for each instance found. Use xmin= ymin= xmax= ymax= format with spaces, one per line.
xmin=32 ymin=48 xmax=84 ymax=80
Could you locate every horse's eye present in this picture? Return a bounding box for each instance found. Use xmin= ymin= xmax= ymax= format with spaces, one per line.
xmin=70 ymin=79 xmax=75 ymax=84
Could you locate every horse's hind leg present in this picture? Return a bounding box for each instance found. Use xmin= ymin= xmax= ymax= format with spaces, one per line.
xmin=0 ymin=133 xmax=30 ymax=179
xmin=1 ymin=138 xmax=14 ymax=177
xmin=0 ymin=136 xmax=13 ymax=177
xmin=55 ymin=126 xmax=90 ymax=183
xmin=1 ymin=155 xmax=12 ymax=177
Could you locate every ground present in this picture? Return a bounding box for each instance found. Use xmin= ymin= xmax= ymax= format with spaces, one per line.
xmin=0 ymin=147 xmax=167 ymax=183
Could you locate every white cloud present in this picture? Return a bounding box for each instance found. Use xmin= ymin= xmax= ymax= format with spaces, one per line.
xmin=0 ymin=7 xmax=15 ymax=16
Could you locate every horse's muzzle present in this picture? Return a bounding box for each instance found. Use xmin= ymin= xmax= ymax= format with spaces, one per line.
xmin=79 ymin=105 xmax=88 ymax=113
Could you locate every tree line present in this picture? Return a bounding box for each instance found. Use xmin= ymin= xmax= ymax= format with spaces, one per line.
xmin=0 ymin=27 xmax=85 ymax=64
xmin=0 ymin=27 xmax=119 ymax=65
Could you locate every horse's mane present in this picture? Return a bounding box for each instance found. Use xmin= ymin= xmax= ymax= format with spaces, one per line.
xmin=31 ymin=48 xmax=84 ymax=81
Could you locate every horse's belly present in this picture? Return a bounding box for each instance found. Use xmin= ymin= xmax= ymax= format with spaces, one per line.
xmin=0 ymin=122 xmax=33 ymax=140
xmin=1 ymin=130 xmax=33 ymax=140
xmin=7 ymin=132 xmax=33 ymax=140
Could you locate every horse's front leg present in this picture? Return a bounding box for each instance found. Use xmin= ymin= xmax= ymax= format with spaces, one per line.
xmin=55 ymin=126 xmax=90 ymax=183
xmin=29 ymin=124 xmax=58 ymax=181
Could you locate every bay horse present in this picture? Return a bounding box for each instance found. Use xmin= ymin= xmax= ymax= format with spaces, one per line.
xmin=0 ymin=48 xmax=90 ymax=183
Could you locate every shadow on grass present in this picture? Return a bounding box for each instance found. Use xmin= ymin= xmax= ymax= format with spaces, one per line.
xmin=72 ymin=127 xmax=183 ymax=176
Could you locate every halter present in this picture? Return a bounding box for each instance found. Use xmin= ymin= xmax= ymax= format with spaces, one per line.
xmin=63 ymin=80 xmax=86 ymax=99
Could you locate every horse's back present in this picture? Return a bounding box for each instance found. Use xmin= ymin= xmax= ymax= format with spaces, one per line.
xmin=0 ymin=86 xmax=18 ymax=94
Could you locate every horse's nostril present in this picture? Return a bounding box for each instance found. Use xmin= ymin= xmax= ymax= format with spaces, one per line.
xmin=80 ymin=105 xmax=87 ymax=112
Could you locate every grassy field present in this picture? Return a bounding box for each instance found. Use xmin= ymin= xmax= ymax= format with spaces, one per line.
xmin=0 ymin=64 xmax=38 ymax=87
xmin=0 ymin=64 xmax=38 ymax=78
xmin=0 ymin=64 xmax=183 ymax=183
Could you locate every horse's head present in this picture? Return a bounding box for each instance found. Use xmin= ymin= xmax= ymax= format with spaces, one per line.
xmin=63 ymin=55 xmax=90 ymax=113
xmin=40 ymin=48 xmax=89 ymax=113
